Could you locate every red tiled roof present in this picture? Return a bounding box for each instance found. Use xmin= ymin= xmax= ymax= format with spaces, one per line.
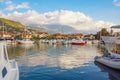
xmin=84 ymin=35 xmax=91 ymax=37
xmin=69 ymin=33 xmax=83 ymax=37
xmin=21 ymin=33 xmax=32 ymax=36
xmin=84 ymin=34 xmax=94 ymax=37
xmin=38 ymin=32 xmax=48 ymax=34
xmin=0 ymin=31 xmax=12 ymax=35
xmin=52 ymin=33 xmax=67 ymax=36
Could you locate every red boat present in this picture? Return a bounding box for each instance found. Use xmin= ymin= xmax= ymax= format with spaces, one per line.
xmin=70 ymin=39 xmax=87 ymax=45
xmin=71 ymin=42 xmax=86 ymax=45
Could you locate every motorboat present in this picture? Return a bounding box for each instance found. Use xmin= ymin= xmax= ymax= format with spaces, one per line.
xmin=0 ymin=42 xmax=19 ymax=80
xmin=71 ymin=42 xmax=86 ymax=45
xmin=71 ymin=39 xmax=86 ymax=45
xmin=94 ymin=53 xmax=120 ymax=70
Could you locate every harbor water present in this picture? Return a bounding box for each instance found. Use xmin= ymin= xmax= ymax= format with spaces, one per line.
xmin=7 ymin=43 xmax=120 ymax=80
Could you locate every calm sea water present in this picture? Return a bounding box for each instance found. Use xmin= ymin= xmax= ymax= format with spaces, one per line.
xmin=7 ymin=43 xmax=120 ymax=80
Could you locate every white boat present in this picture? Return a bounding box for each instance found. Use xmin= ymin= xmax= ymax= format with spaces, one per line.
xmin=94 ymin=53 xmax=120 ymax=70
xmin=17 ymin=39 xmax=34 ymax=44
xmin=95 ymin=25 xmax=120 ymax=70
xmin=62 ymin=40 xmax=69 ymax=45
xmin=41 ymin=40 xmax=50 ymax=44
xmin=0 ymin=42 xmax=19 ymax=80
xmin=101 ymin=36 xmax=116 ymax=43
xmin=95 ymin=61 xmax=120 ymax=80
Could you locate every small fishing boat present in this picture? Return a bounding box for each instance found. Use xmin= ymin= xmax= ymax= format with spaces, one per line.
xmin=42 ymin=40 xmax=49 ymax=44
xmin=0 ymin=42 xmax=19 ymax=80
xmin=94 ymin=53 xmax=120 ymax=70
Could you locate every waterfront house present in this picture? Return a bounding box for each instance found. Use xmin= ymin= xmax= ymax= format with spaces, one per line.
xmin=52 ymin=33 xmax=67 ymax=39
xmin=84 ymin=34 xmax=95 ymax=40
xmin=69 ymin=33 xmax=84 ymax=39
xmin=0 ymin=31 xmax=13 ymax=40
xmin=21 ymin=33 xmax=33 ymax=39
xmin=37 ymin=32 xmax=49 ymax=38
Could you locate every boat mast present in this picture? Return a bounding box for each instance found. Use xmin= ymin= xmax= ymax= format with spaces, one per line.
xmin=2 ymin=22 xmax=5 ymax=40
xmin=2 ymin=22 xmax=9 ymax=61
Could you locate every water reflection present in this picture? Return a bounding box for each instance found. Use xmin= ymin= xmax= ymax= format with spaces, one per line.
xmin=8 ymin=43 xmax=100 ymax=69
xmin=94 ymin=62 xmax=120 ymax=80
xmin=8 ymin=43 xmax=119 ymax=80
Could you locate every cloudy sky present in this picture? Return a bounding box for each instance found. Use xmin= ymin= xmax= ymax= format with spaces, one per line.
xmin=0 ymin=0 xmax=120 ymax=33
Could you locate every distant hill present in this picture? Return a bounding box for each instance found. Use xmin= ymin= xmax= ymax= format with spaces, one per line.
xmin=44 ymin=24 xmax=78 ymax=33
xmin=0 ymin=18 xmax=26 ymax=29
xmin=28 ymin=24 xmax=59 ymax=33
xmin=28 ymin=24 xmax=80 ymax=34
xmin=0 ymin=18 xmax=27 ymax=33
xmin=0 ymin=18 xmax=83 ymax=34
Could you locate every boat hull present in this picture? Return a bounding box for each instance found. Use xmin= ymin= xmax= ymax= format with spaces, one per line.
xmin=95 ymin=56 xmax=120 ymax=70
xmin=71 ymin=42 xmax=86 ymax=45
xmin=17 ymin=40 xmax=34 ymax=44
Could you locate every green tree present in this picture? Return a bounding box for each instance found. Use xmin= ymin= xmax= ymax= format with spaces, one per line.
xmin=14 ymin=35 xmax=22 ymax=40
xmin=32 ymin=35 xmax=40 ymax=40
xmin=46 ymin=36 xmax=56 ymax=40
xmin=101 ymin=28 xmax=110 ymax=36
xmin=95 ymin=28 xmax=110 ymax=40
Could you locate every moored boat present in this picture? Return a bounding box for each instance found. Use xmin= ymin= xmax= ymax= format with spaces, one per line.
xmin=94 ymin=53 xmax=120 ymax=70
xmin=71 ymin=39 xmax=86 ymax=45
xmin=0 ymin=42 xmax=19 ymax=80
xmin=17 ymin=39 xmax=34 ymax=44
xmin=71 ymin=42 xmax=86 ymax=45
xmin=94 ymin=61 xmax=120 ymax=80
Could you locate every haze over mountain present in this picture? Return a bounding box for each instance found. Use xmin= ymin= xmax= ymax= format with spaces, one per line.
xmin=28 ymin=23 xmax=80 ymax=33
xmin=28 ymin=23 xmax=98 ymax=34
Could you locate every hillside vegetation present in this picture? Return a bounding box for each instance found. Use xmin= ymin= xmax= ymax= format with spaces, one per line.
xmin=0 ymin=18 xmax=28 ymax=33
xmin=0 ymin=18 xmax=26 ymax=29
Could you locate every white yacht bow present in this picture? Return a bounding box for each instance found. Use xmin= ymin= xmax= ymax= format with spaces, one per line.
xmin=0 ymin=42 xmax=19 ymax=80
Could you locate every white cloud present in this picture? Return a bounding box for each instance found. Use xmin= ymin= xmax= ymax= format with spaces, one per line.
xmin=1 ymin=10 xmax=115 ymax=33
xmin=5 ymin=0 xmax=12 ymax=4
xmin=5 ymin=1 xmax=29 ymax=11
xmin=0 ymin=10 xmax=3 ymax=14
xmin=113 ymin=0 xmax=120 ymax=6
xmin=0 ymin=10 xmax=6 ymax=17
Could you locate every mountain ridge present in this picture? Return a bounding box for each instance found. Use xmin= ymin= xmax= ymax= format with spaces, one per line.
xmin=0 ymin=18 xmax=26 ymax=29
